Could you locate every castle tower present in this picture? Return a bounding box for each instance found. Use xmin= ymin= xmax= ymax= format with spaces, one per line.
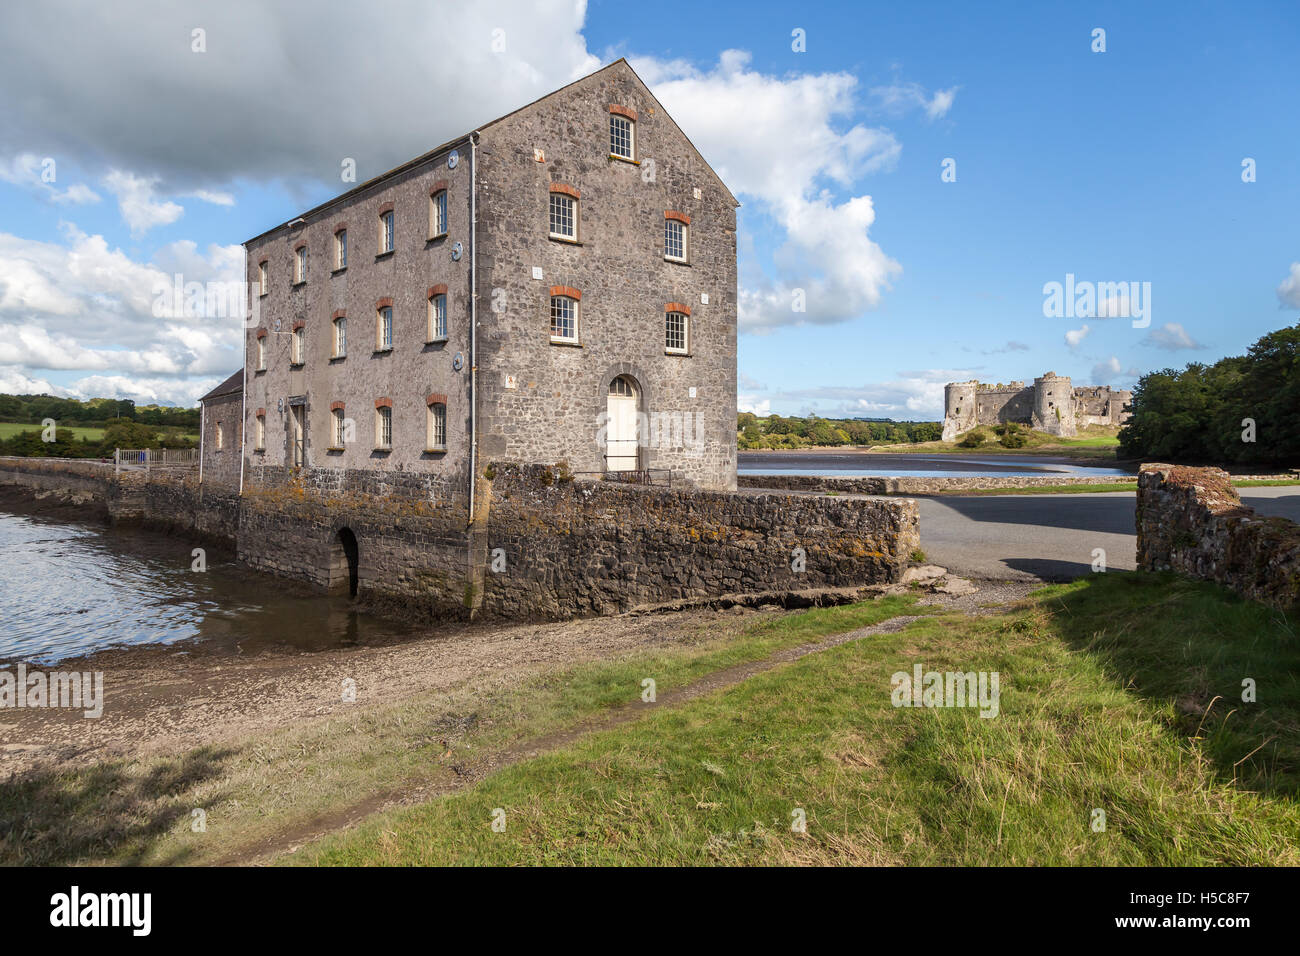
xmin=1031 ymin=372 xmax=1077 ymax=437
xmin=941 ymin=381 xmax=979 ymax=442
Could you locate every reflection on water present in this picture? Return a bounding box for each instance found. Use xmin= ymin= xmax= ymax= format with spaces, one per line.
xmin=0 ymin=509 xmax=422 ymax=665
xmin=738 ymin=452 xmax=1134 ymax=479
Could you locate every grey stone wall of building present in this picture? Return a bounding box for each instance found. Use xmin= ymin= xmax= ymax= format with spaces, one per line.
xmin=243 ymin=144 xmax=473 ymax=493
xmin=1136 ymin=464 xmax=1300 ymax=611
xmin=474 ymin=64 xmax=739 ymax=490
xmin=200 ymin=389 xmax=243 ymax=489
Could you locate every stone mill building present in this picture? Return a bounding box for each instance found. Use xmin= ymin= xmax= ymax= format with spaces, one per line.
xmin=226 ymin=58 xmax=739 ymax=504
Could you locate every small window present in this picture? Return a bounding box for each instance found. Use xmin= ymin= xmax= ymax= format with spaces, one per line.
xmin=609 ymin=376 xmax=635 ymax=397
xmin=665 ymin=219 xmax=687 ymax=262
xmin=291 ymin=326 xmax=304 ymax=364
xmin=335 ymin=230 xmax=348 ymax=270
xmin=430 ymin=190 xmax=448 ymax=238
xmin=427 ymin=293 xmax=447 ymax=342
xmin=379 ymin=210 xmax=395 ymax=254
xmin=376 ymin=306 xmax=393 ymax=350
xmin=333 ymin=316 xmax=347 ymax=357
xmin=332 ymin=408 xmax=347 ymax=447
xmin=256 ymin=336 xmax=266 ymax=371
xmin=258 ymin=261 xmax=268 ymax=296
xmin=665 ymin=310 xmax=689 ymax=354
xmin=215 ymin=421 xmax=224 ymax=450
xmin=255 ymin=413 xmax=265 ymax=450
xmin=610 ymin=114 xmax=634 ymax=160
xmin=550 ymin=295 xmax=578 ymax=344
xmin=549 ymin=193 xmax=576 ymax=239
xmin=427 ymin=403 xmax=447 ymax=450
xmin=294 ymin=246 xmax=307 ymax=284
xmin=375 ymin=406 xmax=392 ymax=449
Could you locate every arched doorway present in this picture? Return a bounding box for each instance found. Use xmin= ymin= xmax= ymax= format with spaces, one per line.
xmin=606 ymin=375 xmax=640 ymax=472
xmin=332 ymin=527 xmax=359 ymax=598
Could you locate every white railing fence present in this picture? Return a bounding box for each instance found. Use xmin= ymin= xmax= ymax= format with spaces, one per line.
xmin=114 ymin=447 xmax=199 ymax=474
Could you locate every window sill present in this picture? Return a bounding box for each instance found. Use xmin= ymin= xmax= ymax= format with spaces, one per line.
xmin=292 ymin=280 xmax=306 ymax=288
xmin=608 ymin=153 xmax=639 ymax=165
xmin=254 ymin=447 xmax=265 ymax=453
xmin=664 ymin=256 xmax=690 ymax=266
xmin=375 ymin=250 xmax=395 ymax=261
xmin=425 ymin=337 xmax=448 ymax=346
xmin=373 ymin=446 xmax=392 ymax=454
xmin=259 ymin=291 xmax=268 ymax=298
xmin=254 ymin=367 xmax=267 ymax=374
xmin=326 ymin=446 xmax=345 ymax=454
xmin=549 ymin=234 xmax=582 ymax=246
xmin=373 ymin=348 xmax=393 ymax=355
xmin=549 ymin=338 xmax=582 ymax=347
xmin=331 ymin=267 xmax=347 ymax=275
xmin=289 ymin=362 xmax=305 ymax=369
xmin=330 ymin=354 xmax=346 ymax=362
xmin=424 ymin=446 xmax=448 ymax=454
xmin=426 ymin=232 xmax=447 ymax=243
xmin=665 ymin=350 xmax=691 ymax=357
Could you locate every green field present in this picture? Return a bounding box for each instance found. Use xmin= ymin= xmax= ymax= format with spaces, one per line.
xmin=0 ymin=422 xmax=199 ymax=443
xmin=0 ymin=422 xmax=106 ymax=441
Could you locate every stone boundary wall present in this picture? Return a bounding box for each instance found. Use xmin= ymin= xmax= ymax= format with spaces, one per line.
xmin=481 ymin=465 xmax=918 ymax=619
xmin=0 ymin=457 xmax=922 ymax=624
xmin=1136 ymin=464 xmax=1300 ymax=611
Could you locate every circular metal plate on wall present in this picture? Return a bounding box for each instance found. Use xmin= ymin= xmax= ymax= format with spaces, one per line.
xmin=452 ymin=352 xmax=465 ymax=371
xmin=448 ymin=150 xmax=459 ymax=169
xmin=451 ymin=241 xmax=463 ymax=261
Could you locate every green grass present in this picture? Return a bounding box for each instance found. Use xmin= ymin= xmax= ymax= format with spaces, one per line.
xmin=0 ymin=422 xmax=200 ymax=444
xmin=0 ymin=422 xmax=106 ymax=441
xmin=293 ymin=573 xmax=1300 ymax=866
xmin=0 ymin=595 xmax=919 ymax=866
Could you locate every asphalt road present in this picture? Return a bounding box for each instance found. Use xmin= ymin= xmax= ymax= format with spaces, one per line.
xmin=918 ymin=487 xmax=1300 ymax=581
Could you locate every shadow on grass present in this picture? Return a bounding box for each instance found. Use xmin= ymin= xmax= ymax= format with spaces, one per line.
xmin=0 ymin=745 xmax=236 ymax=865
xmin=1037 ymin=571 xmax=1300 ymax=799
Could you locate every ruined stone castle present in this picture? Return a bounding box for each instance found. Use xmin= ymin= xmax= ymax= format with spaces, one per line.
xmin=941 ymin=373 xmax=1131 ymax=442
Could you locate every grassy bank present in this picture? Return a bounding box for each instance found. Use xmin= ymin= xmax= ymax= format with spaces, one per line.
xmin=0 ymin=596 xmax=918 ymax=865
xmin=294 ymin=573 xmax=1300 ymax=866
xmin=861 ymin=425 xmax=1124 ymax=460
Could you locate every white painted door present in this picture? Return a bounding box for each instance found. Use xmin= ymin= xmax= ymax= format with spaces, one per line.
xmin=606 ymin=376 xmax=639 ymax=472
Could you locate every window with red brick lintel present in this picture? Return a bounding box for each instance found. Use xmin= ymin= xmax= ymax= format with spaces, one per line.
xmin=608 ymin=104 xmax=636 ymax=161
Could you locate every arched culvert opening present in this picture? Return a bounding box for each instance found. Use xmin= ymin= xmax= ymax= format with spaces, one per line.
xmin=332 ymin=527 xmax=359 ymax=598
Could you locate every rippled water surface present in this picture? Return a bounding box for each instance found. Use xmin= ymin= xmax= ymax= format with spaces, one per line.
xmin=0 ymin=508 xmax=421 ymax=664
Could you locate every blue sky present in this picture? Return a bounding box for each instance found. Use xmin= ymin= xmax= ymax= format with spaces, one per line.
xmin=0 ymin=0 xmax=1296 ymax=416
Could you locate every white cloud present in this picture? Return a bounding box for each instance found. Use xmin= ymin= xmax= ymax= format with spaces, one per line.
xmin=762 ymin=368 xmax=967 ymax=420
xmin=1143 ymin=322 xmax=1202 ymax=351
xmin=869 ymin=81 xmax=959 ymax=120
xmin=103 ymin=170 xmax=184 ymax=236
xmin=635 ymin=50 xmax=904 ymax=332
xmin=189 ymin=189 xmax=235 ymax=207
xmin=1277 ymin=262 xmax=1300 ymax=309
xmin=0 ymin=227 xmax=243 ymax=387
xmin=0 ymin=152 xmax=101 ymax=204
xmin=1090 ymin=356 xmax=1139 ymax=385
xmin=1065 ymin=324 xmax=1091 ymax=348
xmin=0 ymin=365 xmax=65 ymax=395
xmin=63 ymin=374 xmax=221 ymax=406
xmin=737 ymin=396 xmax=771 ymax=416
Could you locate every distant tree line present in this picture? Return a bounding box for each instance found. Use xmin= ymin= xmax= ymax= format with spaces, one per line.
xmin=0 ymin=393 xmax=200 ymax=428
xmin=1118 ymin=321 xmax=1300 ymax=465
xmin=738 ymin=413 xmax=942 ymax=450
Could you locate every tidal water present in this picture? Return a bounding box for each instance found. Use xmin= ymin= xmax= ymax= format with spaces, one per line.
xmin=738 ymin=452 xmax=1135 ymax=479
xmin=0 ymin=508 xmax=420 ymax=665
